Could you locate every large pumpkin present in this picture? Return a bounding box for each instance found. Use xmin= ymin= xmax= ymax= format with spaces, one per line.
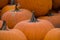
xmin=14 ymin=12 xmax=54 ymax=40
xmin=0 ymin=0 xmax=8 ymax=9
xmin=16 ymin=0 xmax=52 ymax=17
xmin=38 ymin=12 xmax=60 ymax=28
xmin=0 ymin=22 xmax=27 ymax=40
xmin=44 ymin=28 xmax=60 ymax=40
xmin=1 ymin=0 xmax=16 ymax=15
xmin=1 ymin=4 xmax=32 ymax=29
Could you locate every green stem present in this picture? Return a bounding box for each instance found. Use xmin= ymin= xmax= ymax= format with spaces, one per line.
xmin=15 ymin=3 xmax=19 ymax=11
xmin=30 ymin=11 xmax=38 ymax=22
xmin=46 ymin=10 xmax=53 ymax=16
xmin=10 ymin=0 xmax=15 ymax=5
xmin=0 ymin=21 xmax=6 ymax=30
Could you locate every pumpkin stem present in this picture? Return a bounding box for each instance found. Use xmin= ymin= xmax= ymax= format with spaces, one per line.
xmin=46 ymin=10 xmax=53 ymax=16
xmin=15 ymin=3 xmax=19 ymax=11
xmin=30 ymin=11 xmax=38 ymax=22
xmin=10 ymin=0 xmax=15 ymax=5
xmin=0 ymin=21 xmax=6 ymax=30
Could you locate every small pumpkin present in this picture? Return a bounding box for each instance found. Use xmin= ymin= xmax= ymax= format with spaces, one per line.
xmin=0 ymin=21 xmax=27 ymax=40
xmin=0 ymin=0 xmax=8 ymax=9
xmin=1 ymin=0 xmax=16 ymax=15
xmin=1 ymin=3 xmax=32 ymax=29
xmin=14 ymin=11 xmax=54 ymax=40
xmin=38 ymin=12 xmax=60 ymax=28
xmin=44 ymin=28 xmax=60 ymax=40
xmin=16 ymin=0 xmax=52 ymax=17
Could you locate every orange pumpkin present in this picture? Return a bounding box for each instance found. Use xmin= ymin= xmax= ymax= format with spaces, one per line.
xmin=44 ymin=28 xmax=60 ymax=40
xmin=0 ymin=0 xmax=8 ymax=9
xmin=38 ymin=12 xmax=60 ymax=28
xmin=16 ymin=0 xmax=52 ymax=17
xmin=0 ymin=22 xmax=27 ymax=40
xmin=1 ymin=3 xmax=32 ymax=29
xmin=1 ymin=0 xmax=16 ymax=15
xmin=14 ymin=11 xmax=54 ymax=40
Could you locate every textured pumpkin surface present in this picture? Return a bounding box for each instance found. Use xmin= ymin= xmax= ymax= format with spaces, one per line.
xmin=38 ymin=13 xmax=60 ymax=28
xmin=1 ymin=5 xmax=15 ymax=14
xmin=16 ymin=0 xmax=52 ymax=17
xmin=1 ymin=9 xmax=32 ymax=29
xmin=0 ymin=0 xmax=8 ymax=9
xmin=14 ymin=19 xmax=54 ymax=40
xmin=53 ymin=0 xmax=60 ymax=9
xmin=0 ymin=29 xmax=27 ymax=40
xmin=44 ymin=28 xmax=60 ymax=40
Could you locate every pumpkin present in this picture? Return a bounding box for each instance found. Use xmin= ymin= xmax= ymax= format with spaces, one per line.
xmin=1 ymin=0 xmax=16 ymax=15
xmin=0 ymin=21 xmax=27 ymax=40
xmin=1 ymin=3 xmax=32 ymax=29
xmin=44 ymin=28 xmax=60 ymax=40
xmin=0 ymin=0 xmax=8 ymax=9
xmin=38 ymin=12 xmax=60 ymax=28
xmin=52 ymin=0 xmax=60 ymax=9
xmin=16 ymin=0 xmax=52 ymax=17
xmin=14 ymin=11 xmax=54 ymax=40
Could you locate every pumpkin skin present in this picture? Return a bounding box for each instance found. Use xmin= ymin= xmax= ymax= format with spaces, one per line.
xmin=1 ymin=5 xmax=15 ymax=15
xmin=1 ymin=9 xmax=32 ymax=29
xmin=1 ymin=0 xmax=16 ymax=15
xmin=14 ymin=19 xmax=54 ymax=40
xmin=44 ymin=28 xmax=60 ymax=40
xmin=16 ymin=0 xmax=52 ymax=17
xmin=0 ymin=21 xmax=27 ymax=40
xmin=38 ymin=13 xmax=60 ymax=28
xmin=0 ymin=29 xmax=27 ymax=40
xmin=0 ymin=0 xmax=8 ymax=9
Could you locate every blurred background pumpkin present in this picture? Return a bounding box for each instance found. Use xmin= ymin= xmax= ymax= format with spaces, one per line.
xmin=44 ymin=28 xmax=60 ymax=40
xmin=16 ymin=0 xmax=52 ymax=17
xmin=1 ymin=0 xmax=16 ymax=15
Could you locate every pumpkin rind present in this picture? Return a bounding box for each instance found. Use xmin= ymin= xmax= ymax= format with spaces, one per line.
xmin=0 ymin=29 xmax=27 ymax=40
xmin=16 ymin=0 xmax=52 ymax=17
xmin=44 ymin=28 xmax=60 ymax=40
xmin=1 ymin=0 xmax=16 ymax=15
xmin=14 ymin=19 xmax=54 ymax=40
xmin=1 ymin=9 xmax=32 ymax=29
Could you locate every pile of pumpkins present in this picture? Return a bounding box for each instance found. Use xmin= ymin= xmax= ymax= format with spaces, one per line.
xmin=0 ymin=0 xmax=60 ymax=40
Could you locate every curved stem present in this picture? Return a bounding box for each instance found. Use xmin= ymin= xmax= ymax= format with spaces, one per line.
xmin=0 ymin=21 xmax=6 ymax=30
xmin=15 ymin=3 xmax=19 ymax=11
xmin=10 ymin=0 xmax=15 ymax=5
xmin=46 ymin=10 xmax=53 ymax=16
xmin=30 ymin=11 xmax=38 ymax=22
